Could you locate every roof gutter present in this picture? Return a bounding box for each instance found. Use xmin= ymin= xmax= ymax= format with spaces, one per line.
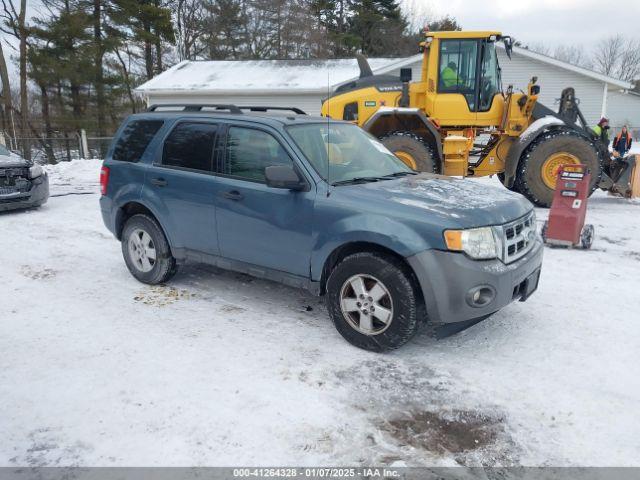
xmin=134 ymin=87 xmax=336 ymax=96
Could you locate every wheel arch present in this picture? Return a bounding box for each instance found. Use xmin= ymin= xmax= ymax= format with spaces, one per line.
xmin=362 ymin=109 xmax=443 ymax=163
xmin=318 ymin=241 xmax=423 ymax=304
xmin=116 ymin=201 xmax=170 ymax=245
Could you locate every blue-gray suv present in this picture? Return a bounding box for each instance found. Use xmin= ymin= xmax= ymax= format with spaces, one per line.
xmin=100 ymin=105 xmax=543 ymax=351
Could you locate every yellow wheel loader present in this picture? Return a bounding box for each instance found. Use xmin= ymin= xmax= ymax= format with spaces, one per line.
xmin=321 ymin=31 xmax=635 ymax=207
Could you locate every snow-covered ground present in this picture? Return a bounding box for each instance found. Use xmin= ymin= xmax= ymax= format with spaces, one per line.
xmin=1 ymin=159 xmax=639 ymax=467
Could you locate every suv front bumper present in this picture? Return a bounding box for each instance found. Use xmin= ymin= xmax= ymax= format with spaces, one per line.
xmin=406 ymin=238 xmax=543 ymax=325
xmin=0 ymin=173 xmax=49 ymax=212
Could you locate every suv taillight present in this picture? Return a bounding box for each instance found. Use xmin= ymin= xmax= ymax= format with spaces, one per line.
xmin=100 ymin=165 xmax=110 ymax=195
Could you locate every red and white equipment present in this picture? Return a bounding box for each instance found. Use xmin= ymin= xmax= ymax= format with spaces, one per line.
xmin=542 ymin=164 xmax=594 ymax=249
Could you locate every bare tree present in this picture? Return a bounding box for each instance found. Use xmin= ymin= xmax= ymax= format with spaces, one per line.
xmin=401 ymin=0 xmax=434 ymax=33
xmin=1 ymin=0 xmax=29 ymax=158
xmin=93 ymin=0 xmax=106 ymax=138
xmin=0 ymin=39 xmax=15 ymax=141
xmin=528 ymin=41 xmax=552 ymax=56
xmin=592 ymin=35 xmax=640 ymax=83
xmin=175 ymin=0 xmax=206 ymax=60
xmin=592 ymin=34 xmax=624 ymax=76
xmin=617 ymin=38 xmax=640 ymax=83
xmin=113 ymin=46 xmax=139 ymax=113
xmin=554 ymin=44 xmax=592 ymax=69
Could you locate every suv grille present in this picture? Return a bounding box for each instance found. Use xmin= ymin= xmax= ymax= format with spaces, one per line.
xmin=499 ymin=211 xmax=537 ymax=264
xmin=0 ymin=167 xmax=31 ymax=196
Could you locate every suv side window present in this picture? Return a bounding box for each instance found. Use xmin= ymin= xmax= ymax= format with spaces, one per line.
xmin=162 ymin=122 xmax=218 ymax=172
xmin=224 ymin=127 xmax=292 ymax=182
xmin=112 ymin=119 xmax=164 ymax=162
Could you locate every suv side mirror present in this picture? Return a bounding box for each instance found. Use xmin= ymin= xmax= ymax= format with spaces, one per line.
xmin=265 ymin=165 xmax=307 ymax=191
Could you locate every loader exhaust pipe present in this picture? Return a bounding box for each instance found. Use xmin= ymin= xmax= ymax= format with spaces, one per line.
xmin=356 ymin=54 xmax=373 ymax=78
xmin=399 ymin=68 xmax=412 ymax=108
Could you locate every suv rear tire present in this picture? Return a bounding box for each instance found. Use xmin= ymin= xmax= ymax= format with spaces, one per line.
xmin=121 ymin=214 xmax=177 ymax=284
xmin=325 ymin=252 xmax=421 ymax=351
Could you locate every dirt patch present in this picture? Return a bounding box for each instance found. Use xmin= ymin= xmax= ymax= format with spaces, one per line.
xmin=600 ymin=236 xmax=629 ymax=246
xmin=20 ymin=265 xmax=56 ymax=280
xmin=12 ymin=428 xmax=93 ymax=467
xmin=220 ymin=304 xmax=246 ymax=314
xmin=334 ymin=360 xmax=519 ymax=464
xmin=134 ymin=286 xmax=194 ymax=307
xmin=626 ymin=251 xmax=640 ymax=261
xmin=381 ymin=408 xmax=506 ymax=457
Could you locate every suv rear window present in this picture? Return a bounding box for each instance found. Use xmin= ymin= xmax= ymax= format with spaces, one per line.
xmin=112 ymin=120 xmax=164 ymax=162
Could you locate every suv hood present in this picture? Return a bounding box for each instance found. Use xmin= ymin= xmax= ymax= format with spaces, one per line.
xmin=333 ymin=173 xmax=533 ymax=228
xmin=0 ymin=153 xmax=29 ymax=168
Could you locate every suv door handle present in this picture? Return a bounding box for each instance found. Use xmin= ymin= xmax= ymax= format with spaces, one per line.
xmin=150 ymin=177 xmax=168 ymax=187
xmin=222 ymin=190 xmax=243 ymax=201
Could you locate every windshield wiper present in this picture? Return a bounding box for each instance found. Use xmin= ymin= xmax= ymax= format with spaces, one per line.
xmin=331 ymin=176 xmax=391 ymax=186
xmin=382 ymin=171 xmax=418 ymax=178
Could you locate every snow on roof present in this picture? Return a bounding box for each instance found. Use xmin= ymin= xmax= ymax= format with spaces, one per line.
xmin=136 ymin=58 xmax=403 ymax=95
xmin=137 ymin=41 xmax=634 ymax=96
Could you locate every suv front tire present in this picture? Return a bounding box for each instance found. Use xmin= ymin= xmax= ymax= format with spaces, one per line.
xmin=121 ymin=214 xmax=177 ymax=284
xmin=325 ymin=252 xmax=421 ymax=351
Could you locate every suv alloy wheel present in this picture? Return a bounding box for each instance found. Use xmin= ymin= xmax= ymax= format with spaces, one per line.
xmin=121 ymin=214 xmax=177 ymax=284
xmin=326 ymin=252 xmax=421 ymax=351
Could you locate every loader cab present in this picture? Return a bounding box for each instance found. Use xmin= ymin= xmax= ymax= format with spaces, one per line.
xmin=426 ymin=32 xmax=505 ymax=126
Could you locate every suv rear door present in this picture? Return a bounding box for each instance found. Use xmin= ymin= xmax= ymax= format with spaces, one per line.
xmin=144 ymin=119 xmax=221 ymax=256
xmin=214 ymin=123 xmax=315 ymax=277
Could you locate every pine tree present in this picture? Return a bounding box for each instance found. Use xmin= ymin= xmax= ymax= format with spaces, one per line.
xmin=30 ymin=2 xmax=95 ymax=131
xmin=349 ymin=0 xmax=406 ymax=56
xmin=202 ymin=0 xmax=247 ymax=59
xmin=110 ymin=0 xmax=175 ymax=80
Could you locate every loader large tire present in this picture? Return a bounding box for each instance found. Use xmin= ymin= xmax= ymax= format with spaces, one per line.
xmin=515 ymin=129 xmax=602 ymax=207
xmin=380 ymin=132 xmax=438 ymax=173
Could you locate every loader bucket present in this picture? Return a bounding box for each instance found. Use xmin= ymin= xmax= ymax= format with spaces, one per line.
xmin=605 ymin=155 xmax=640 ymax=198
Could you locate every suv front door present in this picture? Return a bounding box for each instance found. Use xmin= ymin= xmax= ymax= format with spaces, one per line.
xmin=214 ymin=124 xmax=315 ymax=277
xmin=145 ymin=120 xmax=221 ymax=256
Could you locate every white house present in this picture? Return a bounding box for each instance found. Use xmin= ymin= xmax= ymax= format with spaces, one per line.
xmin=136 ymin=45 xmax=638 ymax=131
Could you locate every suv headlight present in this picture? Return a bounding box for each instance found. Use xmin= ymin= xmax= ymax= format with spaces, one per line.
xmin=29 ymin=164 xmax=44 ymax=179
xmin=444 ymin=227 xmax=499 ymax=260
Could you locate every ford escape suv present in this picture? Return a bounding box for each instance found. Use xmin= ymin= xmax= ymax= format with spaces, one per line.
xmin=100 ymin=105 xmax=543 ymax=351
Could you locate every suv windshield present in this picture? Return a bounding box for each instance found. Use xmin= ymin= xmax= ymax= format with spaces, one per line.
xmin=286 ymin=123 xmax=411 ymax=185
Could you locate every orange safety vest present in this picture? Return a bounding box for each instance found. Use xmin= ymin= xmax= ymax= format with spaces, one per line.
xmin=614 ymin=131 xmax=632 ymax=149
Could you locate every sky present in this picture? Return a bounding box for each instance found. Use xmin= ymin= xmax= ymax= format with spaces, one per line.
xmin=403 ymin=0 xmax=640 ymax=51
xmin=3 ymin=0 xmax=640 ymax=78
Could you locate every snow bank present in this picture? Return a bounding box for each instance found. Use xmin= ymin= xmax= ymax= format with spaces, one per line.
xmin=45 ymin=158 xmax=102 ymax=196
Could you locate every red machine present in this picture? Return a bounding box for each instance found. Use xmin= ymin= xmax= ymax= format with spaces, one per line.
xmin=542 ymin=164 xmax=594 ymax=249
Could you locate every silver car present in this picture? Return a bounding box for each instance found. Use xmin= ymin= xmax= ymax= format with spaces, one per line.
xmin=0 ymin=145 xmax=49 ymax=212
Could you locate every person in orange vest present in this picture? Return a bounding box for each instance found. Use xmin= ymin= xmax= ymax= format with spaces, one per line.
xmin=612 ymin=125 xmax=633 ymax=158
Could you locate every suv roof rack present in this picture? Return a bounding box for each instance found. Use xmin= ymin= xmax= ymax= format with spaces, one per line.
xmin=146 ymin=104 xmax=307 ymax=115
xmin=239 ymin=106 xmax=307 ymax=115
xmin=147 ymin=104 xmax=243 ymax=113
